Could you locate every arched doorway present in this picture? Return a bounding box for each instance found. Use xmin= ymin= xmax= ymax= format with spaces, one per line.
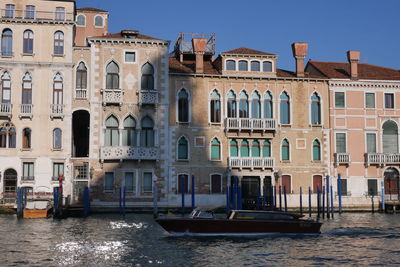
xmin=382 ymin=120 xmax=398 ymax=153
xmin=384 ymin=168 xmax=399 ymax=200
xmin=72 ymin=110 xmax=90 ymax=157
xmin=3 ymin=168 xmax=17 ymax=194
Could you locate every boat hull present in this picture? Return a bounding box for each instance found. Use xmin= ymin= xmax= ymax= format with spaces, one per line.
xmin=156 ymin=218 xmax=322 ymax=234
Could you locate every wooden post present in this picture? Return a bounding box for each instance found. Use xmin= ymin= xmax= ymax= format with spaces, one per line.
xmin=322 ymin=185 xmax=325 ymax=219
xmin=284 ymin=186 xmax=288 ymax=212
xmin=308 ymin=186 xmax=312 ymax=217
xmin=83 ymin=186 xmax=90 ymax=217
xmin=338 ymin=174 xmax=343 ymax=214
xmin=17 ymin=187 xmax=23 ymax=219
xmin=326 ymin=176 xmax=330 ymax=219
xmin=330 ymin=185 xmax=334 ymax=218
xmin=299 ymin=186 xmax=303 ymax=215
xmin=53 ymin=187 xmax=59 ymax=217
xmin=279 ymin=185 xmax=282 ymax=211
xmin=181 ymin=176 xmax=185 ymax=216
xmin=191 ymin=175 xmax=195 ymax=211
xmin=226 ymin=181 xmax=230 ymax=213
xmin=153 ymin=181 xmax=158 ymax=218
xmin=317 ymin=186 xmax=320 ymax=219
xmin=238 ymin=185 xmax=243 ymax=210
xmin=381 ymin=181 xmax=385 ymax=212
xmin=273 ymin=186 xmax=277 ymax=210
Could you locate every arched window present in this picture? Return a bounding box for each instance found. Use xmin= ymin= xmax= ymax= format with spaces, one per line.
xmin=0 ymin=122 xmax=16 ymax=148
xmin=105 ymin=115 xmax=119 ymax=146
xmin=1 ymin=29 xmax=13 ymax=56
xmin=141 ymin=62 xmax=154 ymax=90
xmin=311 ymin=92 xmax=321 ymax=125
xmin=178 ymin=89 xmax=189 ymax=123
xmin=263 ymin=140 xmax=271 ymax=157
xmin=141 ymin=116 xmax=155 ymax=147
xmin=122 ymin=116 xmax=136 ymax=146
xmin=239 ymin=91 xmax=249 ymax=118
xmin=177 ymin=136 xmax=189 ymax=160
xmin=280 ymin=91 xmax=290 ymax=124
xmin=53 ymin=31 xmax=64 ymax=55
xmin=211 ymin=138 xmax=221 ymax=160
xmin=53 ymin=128 xmax=62 ymax=149
xmin=238 ymin=60 xmax=248 ymax=71
xmin=240 ymin=140 xmax=250 ymax=157
xmin=23 ymin=30 xmax=34 ymax=54
xmin=230 ymin=139 xmax=238 ymax=157
xmin=22 ymin=128 xmax=31 ymax=149
xmin=22 ymin=72 xmax=32 ymax=105
xmin=76 ymin=62 xmax=87 ymax=89
xmin=226 ymin=90 xmax=237 ymax=118
xmin=94 ymin=15 xmax=104 ymax=27
xmin=313 ymin=139 xmax=321 ymax=161
xmin=1 ymin=72 xmax=11 ymax=103
xmin=210 ymin=90 xmax=221 ymax=123
xmin=383 ymin=120 xmax=398 ymax=153
xmin=252 ymin=140 xmax=260 ymax=157
xmin=263 ymin=61 xmax=272 ymax=72
xmin=281 ymin=139 xmax=290 ymax=161
xmin=106 ymin=61 xmax=119 ymax=89
xmin=53 ymin=73 xmax=63 ymax=105
xmin=264 ymin=91 xmax=273 ymax=119
xmin=76 ymin=14 xmax=85 ymax=26
xmin=251 ymin=91 xmax=261 ymax=118
xmin=226 ymin=60 xmax=236 ymax=71
xmin=251 ymin=61 xmax=260 ymax=72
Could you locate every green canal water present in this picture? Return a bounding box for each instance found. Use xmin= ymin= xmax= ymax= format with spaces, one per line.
xmin=1 ymin=213 xmax=400 ymax=266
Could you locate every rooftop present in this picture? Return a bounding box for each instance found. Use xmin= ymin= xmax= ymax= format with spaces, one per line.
xmin=77 ymin=7 xmax=108 ymax=13
xmin=222 ymin=47 xmax=276 ymax=56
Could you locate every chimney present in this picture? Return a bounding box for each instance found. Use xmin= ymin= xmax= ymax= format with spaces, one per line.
xmin=192 ymin=38 xmax=207 ymax=73
xmin=347 ymin=50 xmax=360 ymax=80
xmin=291 ymin=42 xmax=308 ymax=77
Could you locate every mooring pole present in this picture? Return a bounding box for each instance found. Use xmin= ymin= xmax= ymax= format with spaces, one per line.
xmin=317 ymin=186 xmax=321 ymax=219
xmin=308 ymin=186 xmax=312 ymax=217
xmin=153 ymin=180 xmax=158 ymax=218
xmin=326 ymin=176 xmax=330 ymax=219
xmin=330 ymin=185 xmax=334 ymax=218
xmin=83 ymin=186 xmax=90 ymax=217
xmin=191 ymin=175 xmax=195 ymax=211
xmin=181 ymin=176 xmax=185 ymax=216
xmin=123 ymin=186 xmax=126 ymax=217
xmin=322 ymin=185 xmax=325 ymax=219
xmin=271 ymin=185 xmax=275 ymax=210
xmin=300 ymin=186 xmax=303 ymax=215
xmin=238 ymin=185 xmax=243 ymax=210
xmin=279 ymin=185 xmax=282 ymax=211
xmin=17 ymin=187 xmax=22 ymax=219
xmin=371 ymin=193 xmax=375 ymax=214
xmin=338 ymin=174 xmax=342 ymax=214
xmin=284 ymin=186 xmax=288 ymax=212
xmin=381 ymin=181 xmax=385 ymax=212
xmin=53 ymin=187 xmax=59 ymax=217
xmin=274 ymin=186 xmax=277 ymax=210
xmin=226 ymin=181 xmax=230 ymax=213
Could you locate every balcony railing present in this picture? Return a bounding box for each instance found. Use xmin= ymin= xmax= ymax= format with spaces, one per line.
xmin=225 ymin=118 xmax=276 ymax=132
xmin=50 ymin=104 xmax=64 ymax=118
xmin=19 ymin=104 xmax=33 ymax=118
xmin=102 ymin=89 xmax=123 ymax=106
xmin=334 ymin=153 xmax=350 ymax=166
xmin=21 ymin=176 xmax=35 ymax=182
xmin=0 ymin=9 xmax=74 ymax=22
xmin=139 ymin=90 xmax=158 ymax=105
xmin=0 ymin=103 xmax=12 ymax=117
xmin=229 ymin=157 xmax=274 ymax=170
xmin=366 ymin=153 xmax=400 ymax=166
xmin=75 ymin=89 xmax=87 ymax=100
xmin=100 ymin=146 xmax=159 ymax=161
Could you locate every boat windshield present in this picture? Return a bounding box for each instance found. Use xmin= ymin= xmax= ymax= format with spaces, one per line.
xmin=230 ymin=211 xmax=297 ymax=220
xmin=190 ymin=209 xmax=214 ymax=219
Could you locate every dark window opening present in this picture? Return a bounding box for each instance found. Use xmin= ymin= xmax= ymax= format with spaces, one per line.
xmin=72 ymin=110 xmax=90 ymax=157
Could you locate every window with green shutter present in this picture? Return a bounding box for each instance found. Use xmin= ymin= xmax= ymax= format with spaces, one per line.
xmin=281 ymin=139 xmax=289 ymax=160
xmin=336 ymin=133 xmax=346 ymax=153
xmin=230 ymin=140 xmax=238 ymax=157
xmin=211 ymin=138 xmax=221 ymax=160
xmin=335 ymin=92 xmax=345 ymax=108
xmin=252 ymin=140 xmax=260 ymax=157
xmin=263 ymin=140 xmax=271 ymax=157
xmin=366 ymin=133 xmax=376 ymax=153
xmin=240 ymin=140 xmax=249 ymax=157
xmin=177 ymin=136 xmax=189 ymax=160
xmin=313 ymin=139 xmax=321 ymax=161
xmin=365 ymin=93 xmax=375 ymax=108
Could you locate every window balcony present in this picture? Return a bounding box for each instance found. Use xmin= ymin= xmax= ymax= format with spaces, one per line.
xmin=75 ymin=89 xmax=88 ymax=100
xmin=100 ymin=146 xmax=159 ymax=161
xmin=19 ymin=104 xmax=33 ymax=118
xmin=225 ymin=118 xmax=276 ymax=132
xmin=334 ymin=153 xmax=350 ymax=166
xmin=0 ymin=103 xmax=12 ymax=118
xmin=0 ymin=9 xmax=74 ymax=22
xmin=50 ymin=104 xmax=64 ymax=119
xmin=102 ymin=89 xmax=123 ymax=107
xmin=139 ymin=90 xmax=158 ymax=106
xmin=21 ymin=176 xmax=35 ymax=183
xmin=365 ymin=153 xmax=400 ymax=166
xmin=229 ymin=157 xmax=274 ymax=170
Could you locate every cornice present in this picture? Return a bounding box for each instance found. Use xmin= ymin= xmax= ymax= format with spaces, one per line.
xmin=329 ymin=79 xmax=400 ymax=89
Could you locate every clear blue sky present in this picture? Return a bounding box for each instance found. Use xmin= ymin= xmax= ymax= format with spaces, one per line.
xmin=77 ymin=0 xmax=400 ymax=71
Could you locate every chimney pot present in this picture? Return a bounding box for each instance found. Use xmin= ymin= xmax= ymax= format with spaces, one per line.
xmin=347 ymin=50 xmax=360 ymax=80
xmin=292 ymin=42 xmax=308 ymax=77
xmin=192 ymin=38 xmax=207 ymax=74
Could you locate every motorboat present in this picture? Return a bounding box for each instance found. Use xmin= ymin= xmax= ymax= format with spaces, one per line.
xmin=156 ymin=208 xmax=322 ymax=235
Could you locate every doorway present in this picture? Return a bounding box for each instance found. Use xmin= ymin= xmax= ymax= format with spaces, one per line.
xmin=72 ymin=110 xmax=90 ymax=157
xmin=384 ymin=167 xmax=399 ymax=200
xmin=241 ymin=176 xmax=260 ymax=209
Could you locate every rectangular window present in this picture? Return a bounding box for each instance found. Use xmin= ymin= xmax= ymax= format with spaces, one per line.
xmin=104 ymin=172 xmax=114 ymax=192
xmin=335 ymin=92 xmax=345 ymax=108
xmin=336 ymin=133 xmax=346 ymax=153
xmin=366 ymin=133 xmax=376 ymax=153
xmin=55 ymin=7 xmax=65 ymax=20
xmin=52 ymin=163 xmax=64 ymax=180
xmin=385 ymin=93 xmax=394 ymax=109
xmin=367 ymin=179 xmax=378 ymax=196
xmin=5 ymin=4 xmax=15 ymax=18
xmin=338 ymin=178 xmax=348 ymax=196
xmin=142 ymin=172 xmax=153 ymax=193
xmin=211 ymin=174 xmax=222 ymax=194
xmin=365 ymin=93 xmax=375 ymax=108
xmin=23 ymin=162 xmax=34 ymax=180
xmin=124 ymin=172 xmax=135 ymax=193
xmin=25 ymin=5 xmax=35 ymax=19
xmin=177 ymin=174 xmax=189 ymax=194
xmin=125 ymin=52 xmax=136 ymax=63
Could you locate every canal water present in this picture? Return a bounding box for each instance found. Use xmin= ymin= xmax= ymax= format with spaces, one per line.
xmin=1 ymin=213 xmax=400 ymax=266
